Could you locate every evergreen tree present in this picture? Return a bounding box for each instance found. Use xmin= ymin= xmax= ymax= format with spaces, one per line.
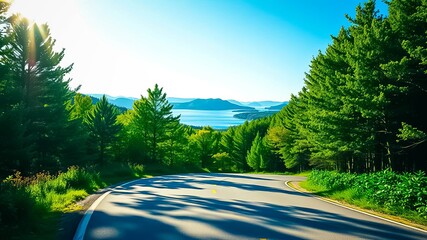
xmin=264 ymin=125 xmax=287 ymax=171
xmin=3 ymin=15 xmax=74 ymax=172
xmin=116 ymin=109 xmax=148 ymax=163
xmin=246 ymin=132 xmax=267 ymax=171
xmin=0 ymin=2 xmax=28 ymax=176
xmin=85 ymin=95 xmax=121 ymax=165
xmin=217 ymin=128 xmax=239 ymax=170
xmin=386 ymin=0 xmax=427 ymax=170
xmin=69 ymin=93 xmax=93 ymax=120
xmin=189 ymin=126 xmax=220 ymax=168
xmin=269 ymin=0 xmax=427 ymax=172
xmin=131 ymin=84 xmax=180 ymax=163
xmin=162 ymin=122 xmax=189 ymax=166
xmin=275 ymin=93 xmax=310 ymax=171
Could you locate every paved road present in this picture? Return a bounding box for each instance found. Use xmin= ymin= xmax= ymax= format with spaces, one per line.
xmin=79 ymin=173 xmax=427 ymax=239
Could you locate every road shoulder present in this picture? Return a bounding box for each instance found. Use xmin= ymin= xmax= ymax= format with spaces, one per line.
xmin=287 ymin=181 xmax=427 ymax=232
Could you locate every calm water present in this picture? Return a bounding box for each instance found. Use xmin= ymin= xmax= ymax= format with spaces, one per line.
xmin=172 ymin=109 xmax=246 ymax=129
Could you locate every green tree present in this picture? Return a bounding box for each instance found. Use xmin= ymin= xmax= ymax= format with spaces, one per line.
xmin=264 ymin=125 xmax=287 ymax=171
xmin=131 ymin=84 xmax=180 ymax=163
xmin=3 ymin=15 xmax=75 ymax=172
xmin=246 ymin=132 xmax=267 ymax=171
xmin=274 ymin=93 xmax=310 ymax=171
xmin=0 ymin=2 xmax=29 ymax=176
xmin=162 ymin=122 xmax=190 ymax=166
xmin=69 ymin=93 xmax=93 ymax=120
xmin=386 ymin=0 xmax=427 ymax=170
xmin=189 ymin=126 xmax=221 ymax=168
xmin=116 ymin=109 xmax=148 ymax=163
xmin=85 ymin=95 xmax=121 ymax=165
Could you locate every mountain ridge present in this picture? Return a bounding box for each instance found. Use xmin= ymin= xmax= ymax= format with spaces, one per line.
xmin=173 ymin=98 xmax=254 ymax=110
xmin=86 ymin=94 xmax=287 ymax=110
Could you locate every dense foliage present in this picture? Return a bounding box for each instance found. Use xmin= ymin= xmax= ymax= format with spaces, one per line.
xmin=0 ymin=164 xmax=144 ymax=237
xmin=1 ymin=0 xmax=427 ymax=236
xmin=270 ymin=0 xmax=427 ymax=172
xmin=1 ymin=0 xmax=426 ymax=177
xmin=307 ymin=170 xmax=427 ymax=218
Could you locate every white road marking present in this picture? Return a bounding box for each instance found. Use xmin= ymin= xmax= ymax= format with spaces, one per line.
xmin=73 ymin=190 xmax=111 ymax=240
xmin=73 ymin=178 xmax=143 ymax=240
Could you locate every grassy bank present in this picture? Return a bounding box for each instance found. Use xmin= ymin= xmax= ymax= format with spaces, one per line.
xmin=300 ymin=170 xmax=427 ymax=227
xmin=0 ymin=162 xmax=206 ymax=239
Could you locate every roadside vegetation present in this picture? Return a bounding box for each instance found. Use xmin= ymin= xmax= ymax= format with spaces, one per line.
xmin=1 ymin=0 xmax=426 ymax=239
xmin=301 ymin=170 xmax=427 ymax=226
xmin=0 ymin=163 xmax=143 ymax=239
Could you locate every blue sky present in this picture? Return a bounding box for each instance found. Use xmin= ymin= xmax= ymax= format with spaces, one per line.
xmin=9 ymin=0 xmax=388 ymax=101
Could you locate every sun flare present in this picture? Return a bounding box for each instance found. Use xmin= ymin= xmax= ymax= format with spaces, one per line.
xmin=8 ymin=0 xmax=79 ymax=24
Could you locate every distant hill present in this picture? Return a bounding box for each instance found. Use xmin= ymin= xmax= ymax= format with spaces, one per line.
xmin=173 ymin=98 xmax=254 ymax=110
xmin=86 ymin=93 xmax=286 ymax=111
xmin=168 ymin=97 xmax=196 ymax=103
xmin=231 ymin=100 xmax=283 ymax=108
xmin=88 ymin=96 xmax=128 ymax=113
xmin=266 ymin=101 xmax=289 ymax=110
xmin=109 ymin=97 xmax=134 ymax=109
xmin=87 ymin=94 xmax=136 ymax=109
xmin=227 ymin=100 xmax=244 ymax=106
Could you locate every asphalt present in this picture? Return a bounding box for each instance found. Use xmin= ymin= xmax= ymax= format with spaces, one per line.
xmin=76 ymin=173 xmax=427 ymax=240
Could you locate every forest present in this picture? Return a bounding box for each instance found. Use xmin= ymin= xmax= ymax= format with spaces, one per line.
xmin=0 ymin=0 xmax=426 ymax=236
xmin=1 ymin=0 xmax=426 ymax=178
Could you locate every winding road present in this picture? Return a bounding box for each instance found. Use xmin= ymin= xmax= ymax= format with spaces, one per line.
xmin=75 ymin=173 xmax=427 ymax=240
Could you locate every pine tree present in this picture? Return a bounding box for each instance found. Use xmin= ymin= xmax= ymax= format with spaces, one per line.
xmin=274 ymin=93 xmax=310 ymax=171
xmin=218 ymin=127 xmax=239 ymax=170
xmin=189 ymin=126 xmax=220 ymax=168
xmin=85 ymin=95 xmax=121 ymax=165
xmin=0 ymin=3 xmax=29 ymax=176
xmin=70 ymin=93 xmax=93 ymax=120
xmin=4 ymin=15 xmax=74 ymax=172
xmin=386 ymin=0 xmax=427 ymax=170
xmin=247 ymin=132 xmax=266 ymax=171
xmin=162 ymin=122 xmax=189 ymax=166
xmin=131 ymin=84 xmax=180 ymax=163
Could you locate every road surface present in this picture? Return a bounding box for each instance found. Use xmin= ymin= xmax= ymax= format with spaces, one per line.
xmin=78 ymin=173 xmax=427 ymax=239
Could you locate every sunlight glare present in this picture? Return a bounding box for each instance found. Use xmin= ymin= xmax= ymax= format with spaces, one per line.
xmin=8 ymin=0 xmax=78 ymax=24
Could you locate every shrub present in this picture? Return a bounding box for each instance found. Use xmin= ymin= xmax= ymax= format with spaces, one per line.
xmin=307 ymin=170 xmax=427 ymax=218
xmin=0 ymin=173 xmax=48 ymax=235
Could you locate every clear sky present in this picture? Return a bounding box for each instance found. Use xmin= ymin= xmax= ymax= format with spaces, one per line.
xmin=8 ymin=0 xmax=388 ymax=102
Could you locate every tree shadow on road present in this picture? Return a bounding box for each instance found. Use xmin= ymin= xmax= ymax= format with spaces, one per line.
xmin=84 ymin=174 xmax=426 ymax=240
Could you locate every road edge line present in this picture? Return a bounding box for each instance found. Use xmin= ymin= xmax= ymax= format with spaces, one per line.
xmin=72 ymin=190 xmax=111 ymax=240
xmin=72 ymin=178 xmax=143 ymax=240
xmin=285 ymin=181 xmax=427 ymax=234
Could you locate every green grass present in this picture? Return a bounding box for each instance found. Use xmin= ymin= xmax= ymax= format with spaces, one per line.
xmin=0 ymin=161 xmax=210 ymax=239
xmin=293 ymin=170 xmax=311 ymax=177
xmin=0 ymin=163 xmax=150 ymax=239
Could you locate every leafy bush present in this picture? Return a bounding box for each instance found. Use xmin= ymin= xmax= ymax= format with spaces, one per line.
xmin=307 ymin=170 xmax=356 ymax=191
xmin=307 ymin=170 xmax=427 ymax=218
xmin=0 ymin=173 xmax=48 ymax=235
xmin=61 ymin=166 xmax=102 ymax=191
xmin=0 ymin=166 xmax=107 ymax=236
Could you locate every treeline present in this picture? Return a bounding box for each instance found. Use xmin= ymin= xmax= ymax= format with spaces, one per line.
xmin=0 ymin=5 xmax=80 ymax=176
xmin=0 ymin=0 xmax=281 ymax=176
xmin=1 ymin=0 xmax=426 ymax=178
xmin=270 ymin=0 xmax=427 ymax=173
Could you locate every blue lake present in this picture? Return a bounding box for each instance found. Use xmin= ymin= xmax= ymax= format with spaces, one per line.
xmin=172 ymin=109 xmax=246 ymax=129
